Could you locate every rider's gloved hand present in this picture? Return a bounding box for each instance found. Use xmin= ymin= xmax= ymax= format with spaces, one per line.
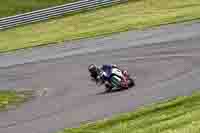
xmin=96 ymin=71 xmax=106 ymax=85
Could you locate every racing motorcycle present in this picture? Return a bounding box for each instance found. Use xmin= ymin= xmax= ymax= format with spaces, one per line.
xmin=88 ymin=64 xmax=135 ymax=92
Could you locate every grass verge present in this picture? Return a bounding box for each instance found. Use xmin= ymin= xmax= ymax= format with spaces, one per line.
xmin=0 ymin=90 xmax=34 ymax=111
xmin=59 ymin=90 xmax=200 ymax=133
xmin=1 ymin=0 xmax=200 ymax=53
xmin=0 ymin=0 xmax=79 ymax=18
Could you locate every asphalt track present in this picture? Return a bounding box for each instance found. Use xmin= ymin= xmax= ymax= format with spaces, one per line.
xmin=0 ymin=21 xmax=200 ymax=133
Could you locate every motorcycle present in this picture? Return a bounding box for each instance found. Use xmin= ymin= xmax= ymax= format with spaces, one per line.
xmin=88 ymin=64 xmax=135 ymax=92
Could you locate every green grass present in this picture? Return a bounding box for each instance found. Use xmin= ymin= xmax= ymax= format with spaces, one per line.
xmin=1 ymin=0 xmax=200 ymax=53
xmin=59 ymin=90 xmax=200 ymax=133
xmin=0 ymin=90 xmax=34 ymax=111
xmin=0 ymin=0 xmax=79 ymax=18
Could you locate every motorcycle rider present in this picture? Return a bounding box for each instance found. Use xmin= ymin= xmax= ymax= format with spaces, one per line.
xmin=96 ymin=64 xmax=128 ymax=86
xmin=98 ymin=64 xmax=117 ymax=80
xmin=88 ymin=64 xmax=135 ymax=89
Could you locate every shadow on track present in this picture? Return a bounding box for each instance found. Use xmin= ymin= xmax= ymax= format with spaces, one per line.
xmin=95 ymin=88 xmax=130 ymax=95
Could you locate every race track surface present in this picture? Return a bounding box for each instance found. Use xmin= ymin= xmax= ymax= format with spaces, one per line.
xmin=0 ymin=21 xmax=200 ymax=133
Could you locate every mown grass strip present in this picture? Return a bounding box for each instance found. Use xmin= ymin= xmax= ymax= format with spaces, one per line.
xmin=59 ymin=90 xmax=200 ymax=133
xmin=0 ymin=0 xmax=200 ymax=53
xmin=0 ymin=90 xmax=34 ymax=111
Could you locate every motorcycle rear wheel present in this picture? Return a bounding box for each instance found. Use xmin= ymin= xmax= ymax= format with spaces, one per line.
xmin=128 ymin=78 xmax=135 ymax=88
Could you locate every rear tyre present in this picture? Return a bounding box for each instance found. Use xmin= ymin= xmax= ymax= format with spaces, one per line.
xmin=128 ymin=78 xmax=135 ymax=88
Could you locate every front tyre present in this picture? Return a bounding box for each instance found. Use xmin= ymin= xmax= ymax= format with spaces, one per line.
xmin=105 ymin=83 xmax=112 ymax=92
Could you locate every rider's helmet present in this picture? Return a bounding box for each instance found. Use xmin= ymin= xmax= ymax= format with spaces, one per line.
xmin=88 ymin=64 xmax=97 ymax=73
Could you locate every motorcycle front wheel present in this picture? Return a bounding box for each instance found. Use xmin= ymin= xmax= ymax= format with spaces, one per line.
xmin=105 ymin=83 xmax=112 ymax=92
